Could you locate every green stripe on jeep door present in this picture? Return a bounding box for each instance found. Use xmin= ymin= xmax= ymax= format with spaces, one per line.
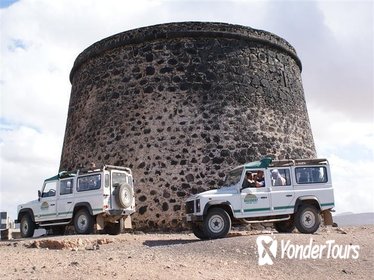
xmin=234 ymin=202 xmax=334 ymax=214
xmin=274 ymin=205 xmax=294 ymax=210
xmin=39 ymin=213 xmax=57 ymax=217
xmin=58 ymin=211 xmax=73 ymax=215
xmin=244 ymin=207 xmax=271 ymax=212
xmin=321 ymin=202 xmax=335 ymax=207
xmin=234 ymin=208 xmax=271 ymax=213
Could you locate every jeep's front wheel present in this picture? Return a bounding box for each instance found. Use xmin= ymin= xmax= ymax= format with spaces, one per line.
xmin=203 ymin=208 xmax=231 ymax=239
xmin=295 ymin=205 xmax=320 ymax=234
xmin=20 ymin=214 xmax=35 ymax=238
xmin=74 ymin=209 xmax=94 ymax=234
xmin=191 ymin=223 xmax=207 ymax=240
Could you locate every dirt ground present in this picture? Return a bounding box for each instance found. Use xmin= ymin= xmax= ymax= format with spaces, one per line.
xmin=0 ymin=226 xmax=373 ymax=280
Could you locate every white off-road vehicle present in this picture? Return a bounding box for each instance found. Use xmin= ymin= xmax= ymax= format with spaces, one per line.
xmin=16 ymin=165 xmax=135 ymax=238
xmin=185 ymin=158 xmax=335 ymax=239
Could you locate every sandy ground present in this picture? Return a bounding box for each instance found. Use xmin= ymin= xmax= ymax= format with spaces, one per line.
xmin=0 ymin=226 xmax=373 ymax=280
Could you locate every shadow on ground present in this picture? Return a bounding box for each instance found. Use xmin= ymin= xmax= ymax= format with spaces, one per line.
xmin=143 ymin=239 xmax=200 ymax=247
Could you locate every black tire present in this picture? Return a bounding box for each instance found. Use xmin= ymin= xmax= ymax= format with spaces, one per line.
xmin=203 ymin=208 xmax=231 ymax=239
xmin=114 ymin=183 xmax=133 ymax=208
xmin=105 ymin=218 xmax=123 ymax=235
xmin=20 ymin=214 xmax=35 ymax=238
xmin=50 ymin=225 xmax=66 ymax=236
xmin=191 ymin=223 xmax=208 ymax=240
xmin=295 ymin=204 xmax=321 ymax=234
xmin=274 ymin=217 xmax=295 ymax=233
xmin=73 ymin=209 xmax=94 ymax=234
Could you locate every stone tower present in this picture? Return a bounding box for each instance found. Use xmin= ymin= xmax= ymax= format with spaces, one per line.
xmin=60 ymin=22 xmax=316 ymax=230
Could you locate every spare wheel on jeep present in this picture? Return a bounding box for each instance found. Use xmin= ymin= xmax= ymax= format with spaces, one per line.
xmin=114 ymin=183 xmax=133 ymax=208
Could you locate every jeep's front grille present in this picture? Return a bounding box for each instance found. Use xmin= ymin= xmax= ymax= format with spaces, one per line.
xmin=185 ymin=200 xmax=195 ymax=214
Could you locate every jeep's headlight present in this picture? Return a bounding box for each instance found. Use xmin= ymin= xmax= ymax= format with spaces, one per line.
xmin=196 ymin=199 xmax=201 ymax=213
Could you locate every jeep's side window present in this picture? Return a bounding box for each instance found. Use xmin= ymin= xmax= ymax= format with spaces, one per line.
xmin=270 ymin=169 xmax=291 ymax=186
xmin=295 ymin=167 xmax=328 ymax=184
xmin=60 ymin=179 xmax=73 ymax=195
xmin=77 ymin=174 xmax=101 ymax=192
xmin=42 ymin=181 xmax=57 ymax=197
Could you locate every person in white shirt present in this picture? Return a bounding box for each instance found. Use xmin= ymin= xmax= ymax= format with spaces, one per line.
xmin=271 ymin=169 xmax=286 ymax=186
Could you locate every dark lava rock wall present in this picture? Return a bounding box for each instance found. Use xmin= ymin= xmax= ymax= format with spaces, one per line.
xmin=60 ymin=22 xmax=316 ymax=230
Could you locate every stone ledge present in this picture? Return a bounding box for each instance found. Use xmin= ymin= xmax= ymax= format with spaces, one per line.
xmin=70 ymin=21 xmax=302 ymax=82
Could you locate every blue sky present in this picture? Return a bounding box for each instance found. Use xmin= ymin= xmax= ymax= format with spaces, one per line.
xmin=0 ymin=0 xmax=19 ymax=9
xmin=0 ymin=0 xmax=373 ymax=219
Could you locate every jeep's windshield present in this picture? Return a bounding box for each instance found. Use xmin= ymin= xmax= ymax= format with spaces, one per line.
xmin=222 ymin=167 xmax=243 ymax=187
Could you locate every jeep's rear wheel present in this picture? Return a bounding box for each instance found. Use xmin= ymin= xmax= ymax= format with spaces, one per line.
xmin=74 ymin=209 xmax=94 ymax=234
xmin=191 ymin=223 xmax=207 ymax=240
xmin=295 ymin=205 xmax=321 ymax=234
xmin=203 ymin=208 xmax=231 ymax=239
xmin=274 ymin=217 xmax=295 ymax=233
xmin=115 ymin=183 xmax=133 ymax=208
xmin=20 ymin=214 xmax=35 ymax=238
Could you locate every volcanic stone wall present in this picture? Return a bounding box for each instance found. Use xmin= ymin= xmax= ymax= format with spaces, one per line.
xmin=60 ymin=22 xmax=316 ymax=230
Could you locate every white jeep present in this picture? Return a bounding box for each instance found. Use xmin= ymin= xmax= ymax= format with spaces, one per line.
xmin=185 ymin=158 xmax=335 ymax=239
xmin=16 ymin=165 xmax=135 ymax=238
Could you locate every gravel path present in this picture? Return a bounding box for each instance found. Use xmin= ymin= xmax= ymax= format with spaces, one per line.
xmin=0 ymin=226 xmax=373 ymax=280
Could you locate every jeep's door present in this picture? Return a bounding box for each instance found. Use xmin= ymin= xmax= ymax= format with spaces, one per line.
xmin=240 ymin=187 xmax=271 ymax=218
xmin=37 ymin=180 xmax=58 ymax=221
xmin=56 ymin=178 xmax=74 ymax=219
xmin=239 ymin=169 xmax=271 ymax=218
xmin=269 ymin=168 xmax=295 ymax=214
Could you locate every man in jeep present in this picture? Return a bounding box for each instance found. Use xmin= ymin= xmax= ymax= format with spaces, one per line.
xmin=185 ymin=158 xmax=335 ymax=239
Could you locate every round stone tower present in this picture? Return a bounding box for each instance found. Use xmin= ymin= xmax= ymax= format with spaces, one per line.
xmin=60 ymin=22 xmax=316 ymax=230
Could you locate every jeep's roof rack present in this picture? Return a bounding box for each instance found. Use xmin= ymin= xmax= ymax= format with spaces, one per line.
xmin=269 ymin=159 xmax=295 ymax=167
xmin=240 ymin=158 xmax=329 ymax=171
xmin=75 ymin=165 xmax=132 ymax=175
xmin=103 ymin=165 xmax=132 ymax=174
xmin=49 ymin=165 xmax=132 ymax=180
xmin=270 ymin=158 xmax=328 ymax=167
xmin=293 ymin=158 xmax=329 ymax=165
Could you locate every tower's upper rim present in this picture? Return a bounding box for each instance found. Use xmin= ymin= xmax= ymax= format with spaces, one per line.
xmin=70 ymin=22 xmax=302 ymax=83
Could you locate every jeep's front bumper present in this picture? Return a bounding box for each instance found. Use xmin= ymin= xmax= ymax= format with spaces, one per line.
xmin=185 ymin=214 xmax=203 ymax=223
xmin=185 ymin=198 xmax=203 ymax=223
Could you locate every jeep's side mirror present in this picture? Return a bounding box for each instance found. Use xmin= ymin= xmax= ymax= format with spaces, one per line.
xmin=38 ymin=190 xmax=41 ymax=201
